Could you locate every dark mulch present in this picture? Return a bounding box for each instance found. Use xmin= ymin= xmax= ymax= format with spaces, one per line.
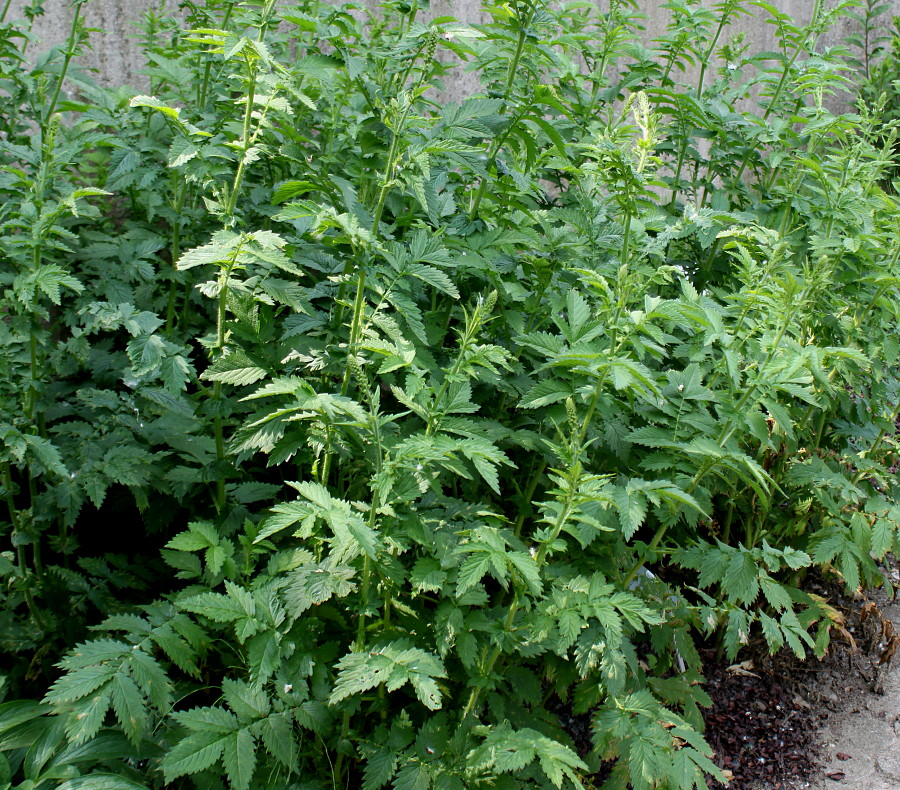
xmin=703 ymin=651 xmax=826 ymax=788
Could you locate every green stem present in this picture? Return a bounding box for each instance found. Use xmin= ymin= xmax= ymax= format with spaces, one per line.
xmin=695 ymin=10 xmax=729 ymax=97
xmin=467 ymin=5 xmax=534 ymax=220
xmin=701 ymin=1 xmax=823 ymax=274
xmin=513 ymin=460 xmax=547 ymax=538
xmin=426 ymin=296 xmax=492 ymax=436
xmin=209 ymin=246 xmax=241 ymax=512
xmin=32 ymin=532 xmax=43 ymax=576
xmin=213 ymin=389 xmax=226 ymax=512
xmin=467 ymin=105 xmax=531 ymax=220
xmin=463 ymin=349 xmax=608 ymax=720
xmin=44 ymin=1 xmax=84 ymax=126
xmin=337 ymin=385 xmax=385 ymax=774
xmin=619 ymin=198 xmax=632 ymax=270
xmin=339 ymin=269 xmax=369 ymax=399
xmin=224 ymin=72 xmax=257 ymax=222
xmin=335 ymin=88 xmax=416 ymax=415
xmin=165 ymin=184 xmax=189 ymax=334
xmin=8 ymin=465 xmax=46 ymax=628
xmin=856 ymin=225 xmax=899 ymax=327
xmin=626 ymin=295 xmax=800 ymax=583
xmin=198 ymin=1 xmax=236 ymax=108
xmin=463 ymin=461 xmax=580 ymax=720
xmin=356 ymin=554 xmax=373 ymax=649
xmin=722 ymin=500 xmax=735 ymax=542
xmin=370 ymin=93 xmax=415 ymax=234
xmin=851 ymin=398 xmax=900 ymax=485
xmin=2 ymin=464 xmax=19 ymax=530
xmin=732 ymin=0 xmax=823 ymax=190
xmin=461 ymin=590 xmax=521 ymax=719
xmin=15 ymin=543 xmax=45 ymax=628
xmin=667 ymin=2 xmax=731 ymax=207
xmin=25 ymin=323 xmax=41 ymax=424
xmin=204 ymin=0 xmax=278 ymax=509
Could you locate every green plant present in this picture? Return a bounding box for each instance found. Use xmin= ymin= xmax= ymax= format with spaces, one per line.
xmin=1 ymin=0 xmax=900 ymax=789
xmin=847 ymin=1 xmax=900 ymax=187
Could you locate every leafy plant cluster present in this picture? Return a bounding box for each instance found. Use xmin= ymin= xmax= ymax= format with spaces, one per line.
xmin=846 ymin=0 xmax=900 ymax=179
xmin=0 ymin=0 xmax=899 ymax=788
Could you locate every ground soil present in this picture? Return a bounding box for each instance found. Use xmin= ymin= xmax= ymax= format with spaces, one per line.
xmin=703 ymin=562 xmax=900 ymax=790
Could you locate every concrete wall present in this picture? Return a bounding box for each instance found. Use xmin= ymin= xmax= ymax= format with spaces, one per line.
xmin=10 ymin=0 xmax=897 ymax=100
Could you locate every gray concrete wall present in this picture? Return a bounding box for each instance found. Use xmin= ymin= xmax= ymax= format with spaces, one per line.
xmin=10 ymin=0 xmax=897 ymax=100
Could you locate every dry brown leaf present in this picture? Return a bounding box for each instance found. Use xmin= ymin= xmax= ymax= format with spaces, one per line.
xmin=725 ymin=659 xmax=759 ymax=678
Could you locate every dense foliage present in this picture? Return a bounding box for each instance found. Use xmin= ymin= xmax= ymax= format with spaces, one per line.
xmin=1 ymin=0 xmax=899 ymax=787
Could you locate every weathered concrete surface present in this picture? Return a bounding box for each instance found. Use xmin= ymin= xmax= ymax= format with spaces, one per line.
xmin=10 ymin=0 xmax=160 ymax=89
xmin=10 ymin=0 xmax=897 ymax=99
xmin=812 ymin=604 xmax=900 ymax=790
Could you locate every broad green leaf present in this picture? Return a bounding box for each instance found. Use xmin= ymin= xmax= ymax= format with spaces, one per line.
xmin=161 ymin=730 xmax=230 ymax=781
xmin=222 ymin=729 xmax=257 ymax=790
xmin=58 ymin=775 xmax=149 ymax=790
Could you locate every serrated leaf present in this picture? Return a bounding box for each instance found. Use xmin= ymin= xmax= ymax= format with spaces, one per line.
xmin=169 ymin=136 xmax=200 ymax=168
xmin=330 ymin=642 xmax=446 ymax=710
xmin=394 ymin=763 xmax=431 ymax=790
xmin=110 ymin=674 xmax=147 ymax=745
xmin=519 ymin=379 xmax=573 ymax=409
xmin=363 ymin=748 xmax=396 ymax=790
xmin=223 ymin=678 xmax=269 ymax=720
xmin=58 ymin=775 xmax=149 ymax=790
xmin=723 ymin=551 xmax=759 ymax=606
xmin=46 ymin=666 xmax=114 ymax=705
xmin=407 ymin=264 xmax=459 ymax=299
xmin=872 ymin=517 xmax=894 ymax=560
xmin=222 ymin=728 xmax=257 ymax=790
xmin=455 ymin=555 xmax=490 ymax=596
xmin=162 ymin=729 xmax=229 ymax=781
xmin=130 ymin=94 xmax=182 ymax=120
xmin=613 ymin=486 xmax=647 ymax=540
xmin=178 ymin=592 xmax=246 ymax=622
xmin=259 ymin=712 xmax=297 ymax=770
xmin=202 ymin=349 xmax=268 ymax=386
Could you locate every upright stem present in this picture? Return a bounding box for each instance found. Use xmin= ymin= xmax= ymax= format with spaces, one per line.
xmin=25 ymin=324 xmax=41 ymax=425
xmin=513 ymin=460 xmax=547 ymax=538
xmin=198 ymin=1 xmax=236 ymax=109
xmin=669 ymin=7 xmax=731 ymax=208
xmin=700 ymin=1 xmax=823 ymax=275
xmin=205 ymin=0 xmax=277 ymax=509
xmin=468 ymin=4 xmax=535 ymax=219
xmin=336 ymin=386 xmax=385 ymax=781
xmin=721 ymin=500 xmax=735 ymax=542
xmin=165 ymin=184 xmax=189 ymax=334
xmin=44 ymin=1 xmax=84 ymax=126
xmin=6 ymin=465 xmax=45 ymax=627
xmin=619 ymin=196 xmax=632 ymax=270
xmin=337 ymin=92 xmax=412 ymax=400
xmin=210 ymin=248 xmax=240 ymax=512
xmin=732 ymin=0 xmax=822 ymax=189
xmin=625 ymin=294 xmax=800 ymax=585
xmin=851 ymin=398 xmax=900 ymax=485
xmin=2 ymin=464 xmax=20 ymax=532
xmin=224 ymin=66 xmax=257 ymax=222
xmin=463 ymin=457 xmax=581 ymax=720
